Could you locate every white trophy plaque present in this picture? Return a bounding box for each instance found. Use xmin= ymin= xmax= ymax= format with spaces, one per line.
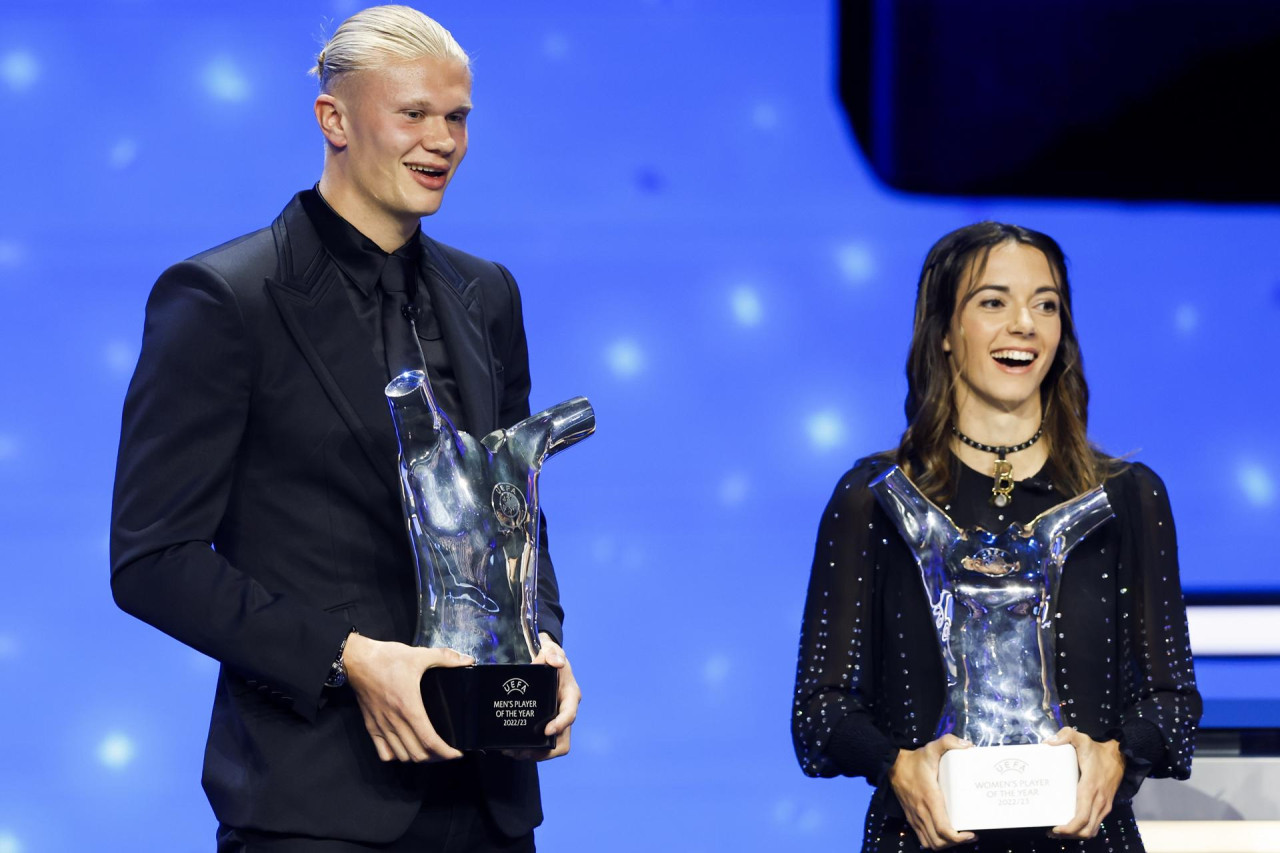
xmin=940 ymin=744 xmax=1078 ymax=831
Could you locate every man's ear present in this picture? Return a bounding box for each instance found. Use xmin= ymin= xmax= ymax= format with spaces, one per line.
xmin=315 ymin=94 xmax=348 ymax=149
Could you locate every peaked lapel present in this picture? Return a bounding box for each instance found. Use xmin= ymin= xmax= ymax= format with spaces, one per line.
xmin=419 ymin=236 xmax=498 ymax=434
xmin=263 ymin=197 xmax=401 ymax=500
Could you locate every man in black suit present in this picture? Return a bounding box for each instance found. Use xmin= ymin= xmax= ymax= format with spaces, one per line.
xmin=110 ymin=6 xmax=579 ymax=851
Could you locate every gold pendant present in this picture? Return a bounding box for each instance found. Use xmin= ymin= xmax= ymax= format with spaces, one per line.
xmin=992 ymin=459 xmax=1014 ymax=507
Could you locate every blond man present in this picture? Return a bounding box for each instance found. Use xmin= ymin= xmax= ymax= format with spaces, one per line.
xmin=112 ymin=7 xmax=579 ymax=851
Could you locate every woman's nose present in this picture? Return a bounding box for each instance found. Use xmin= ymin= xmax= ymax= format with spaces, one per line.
xmin=1007 ymin=305 xmax=1035 ymax=334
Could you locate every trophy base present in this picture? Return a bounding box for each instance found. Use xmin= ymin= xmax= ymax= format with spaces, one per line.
xmin=420 ymin=664 xmax=558 ymax=751
xmin=938 ymin=743 xmax=1078 ymax=831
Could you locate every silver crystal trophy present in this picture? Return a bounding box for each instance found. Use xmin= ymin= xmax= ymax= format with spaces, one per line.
xmin=870 ymin=465 xmax=1113 ymax=830
xmin=386 ymin=369 xmax=594 ymax=749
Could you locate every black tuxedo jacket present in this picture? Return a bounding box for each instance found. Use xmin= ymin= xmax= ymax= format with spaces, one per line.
xmin=110 ymin=193 xmax=561 ymax=842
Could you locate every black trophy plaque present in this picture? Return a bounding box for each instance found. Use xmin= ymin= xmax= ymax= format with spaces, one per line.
xmin=421 ymin=664 xmax=558 ymax=751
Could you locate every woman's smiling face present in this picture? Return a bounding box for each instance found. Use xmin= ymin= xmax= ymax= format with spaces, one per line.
xmin=944 ymin=241 xmax=1063 ymax=417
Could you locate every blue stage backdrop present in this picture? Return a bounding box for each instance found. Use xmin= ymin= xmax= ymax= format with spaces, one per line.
xmin=1 ymin=2 xmax=1278 ymax=851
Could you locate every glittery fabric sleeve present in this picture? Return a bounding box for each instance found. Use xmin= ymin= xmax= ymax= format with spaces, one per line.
xmin=793 ymin=459 xmax=899 ymax=781
xmin=1111 ymin=462 xmax=1202 ymax=793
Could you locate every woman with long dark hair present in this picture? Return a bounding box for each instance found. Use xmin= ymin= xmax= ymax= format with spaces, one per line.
xmin=792 ymin=222 xmax=1200 ymax=852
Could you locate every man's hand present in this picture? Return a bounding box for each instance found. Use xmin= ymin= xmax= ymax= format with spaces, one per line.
xmin=1047 ymin=728 xmax=1124 ymax=840
xmin=504 ymin=632 xmax=581 ymax=761
xmin=536 ymin=633 xmax=580 ymax=759
xmin=342 ymin=633 xmax=472 ymax=763
xmin=888 ymin=735 xmax=977 ymax=850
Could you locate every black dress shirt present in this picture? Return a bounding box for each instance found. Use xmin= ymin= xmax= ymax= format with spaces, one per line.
xmin=299 ymin=188 xmax=465 ymax=431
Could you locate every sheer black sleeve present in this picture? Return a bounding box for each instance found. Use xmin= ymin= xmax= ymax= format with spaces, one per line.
xmin=1111 ymin=462 xmax=1202 ymax=795
xmin=793 ymin=460 xmax=899 ymax=783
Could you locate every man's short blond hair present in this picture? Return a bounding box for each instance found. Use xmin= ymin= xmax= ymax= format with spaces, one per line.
xmin=310 ymin=5 xmax=469 ymax=91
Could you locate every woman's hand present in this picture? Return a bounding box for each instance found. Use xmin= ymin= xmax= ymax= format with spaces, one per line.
xmin=1046 ymin=728 xmax=1125 ymax=839
xmin=888 ymin=735 xmax=978 ymax=850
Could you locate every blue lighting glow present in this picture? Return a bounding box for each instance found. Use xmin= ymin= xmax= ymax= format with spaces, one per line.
xmin=605 ymin=338 xmax=645 ymax=378
xmin=806 ymin=411 xmax=847 ymax=451
xmin=1 ymin=2 xmax=1278 ymax=850
xmin=730 ymin=285 xmax=764 ymax=327
xmin=1239 ymin=464 xmax=1275 ymax=507
xmin=202 ymin=57 xmax=251 ymax=102
xmin=0 ymin=50 xmax=37 ymax=91
xmin=97 ymin=733 xmax=136 ymax=769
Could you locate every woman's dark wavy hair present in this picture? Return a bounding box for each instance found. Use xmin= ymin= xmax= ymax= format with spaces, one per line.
xmin=894 ymin=221 xmax=1111 ymax=500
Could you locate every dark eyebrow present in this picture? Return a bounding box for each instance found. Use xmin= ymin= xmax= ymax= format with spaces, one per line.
xmin=972 ymin=284 xmax=1060 ymax=294
xmin=961 ymin=283 xmax=1060 ymax=308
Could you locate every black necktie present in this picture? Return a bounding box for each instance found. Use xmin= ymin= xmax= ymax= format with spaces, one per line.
xmin=379 ymin=254 xmax=426 ymax=381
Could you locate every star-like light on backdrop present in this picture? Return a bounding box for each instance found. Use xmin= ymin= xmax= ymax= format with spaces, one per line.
xmin=702 ymin=653 xmax=730 ymax=689
xmin=806 ymin=411 xmax=846 ymax=451
xmin=606 ymin=339 xmax=645 ymax=378
xmin=542 ymin=33 xmax=569 ymax=61
xmin=835 ymin=242 xmax=876 ymax=285
xmin=104 ymin=340 xmax=139 ymax=376
xmin=0 ymin=435 xmax=18 ymax=462
xmin=730 ymin=286 xmax=763 ymax=327
xmin=97 ymin=733 xmax=136 ymax=769
xmin=203 ymin=57 xmax=250 ymax=102
xmin=0 ymin=830 xmax=23 ymax=853
xmin=718 ymin=472 xmax=749 ymax=507
xmin=0 ymin=239 xmax=23 ymax=269
xmin=1238 ymin=463 xmax=1274 ymax=507
xmin=109 ymin=139 xmax=139 ymax=170
xmin=751 ymin=102 xmax=779 ymax=130
xmin=0 ymin=50 xmax=38 ymax=92
xmin=1174 ymin=304 xmax=1199 ymax=335
xmin=590 ymin=535 xmax=615 ymax=565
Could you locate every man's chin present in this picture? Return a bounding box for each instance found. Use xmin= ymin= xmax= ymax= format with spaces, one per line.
xmin=404 ymin=196 xmax=446 ymax=220
xmin=388 ymin=202 xmax=443 ymax=225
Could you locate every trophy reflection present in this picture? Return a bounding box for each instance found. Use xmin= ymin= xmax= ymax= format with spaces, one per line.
xmin=870 ymin=466 xmax=1113 ymax=831
xmin=386 ymin=369 xmax=594 ymax=750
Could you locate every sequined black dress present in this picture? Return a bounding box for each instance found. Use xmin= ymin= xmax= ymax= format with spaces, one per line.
xmin=792 ymin=457 xmax=1200 ymax=853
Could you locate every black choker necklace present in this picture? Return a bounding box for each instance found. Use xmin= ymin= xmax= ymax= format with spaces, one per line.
xmin=951 ymin=424 xmax=1044 ymax=508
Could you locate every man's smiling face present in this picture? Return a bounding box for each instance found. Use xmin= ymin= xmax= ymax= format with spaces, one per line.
xmin=319 ymin=54 xmax=471 ymax=244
